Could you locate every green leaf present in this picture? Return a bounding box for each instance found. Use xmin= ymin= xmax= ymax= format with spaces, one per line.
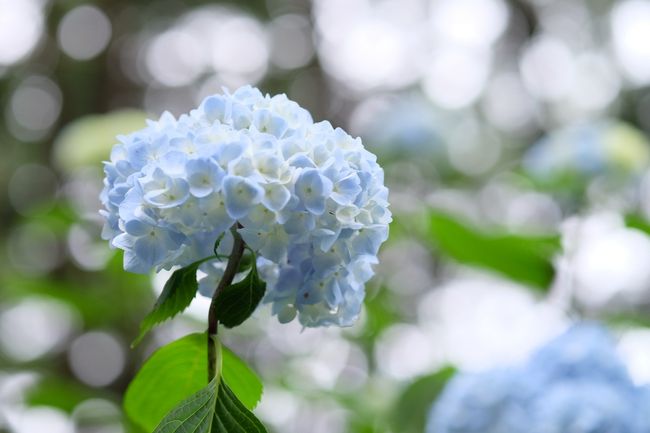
xmin=24 ymin=376 xmax=98 ymax=413
xmin=154 ymin=377 xmax=217 ymax=433
xmin=213 ymin=261 xmax=266 ymax=328
xmin=125 ymin=334 xmax=207 ymax=432
xmin=153 ymin=337 xmax=266 ymax=433
xmin=236 ymin=252 xmax=254 ymax=274
xmin=389 ymin=366 xmax=456 ymax=433
xmin=221 ymin=346 xmax=263 ymax=411
xmin=213 ymin=382 xmax=266 ymax=432
xmin=154 ymin=379 xmax=266 ymax=433
xmin=124 ymin=333 xmax=263 ymax=432
xmin=133 ymin=260 xmax=207 ymax=346
xmin=428 ymin=211 xmax=560 ymax=290
xmin=625 ymin=213 xmax=650 ymax=236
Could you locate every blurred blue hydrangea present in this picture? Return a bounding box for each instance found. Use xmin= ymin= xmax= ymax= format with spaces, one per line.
xmin=427 ymin=324 xmax=650 ymax=433
xmin=100 ymin=85 xmax=391 ymax=327
xmin=523 ymin=120 xmax=649 ymax=184
xmin=360 ymin=95 xmax=446 ymax=160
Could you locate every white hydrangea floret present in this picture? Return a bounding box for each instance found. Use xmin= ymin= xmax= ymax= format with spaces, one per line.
xmin=100 ymin=86 xmax=391 ymax=327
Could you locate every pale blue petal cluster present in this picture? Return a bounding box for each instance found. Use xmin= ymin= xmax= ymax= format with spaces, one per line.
xmin=427 ymin=324 xmax=650 ymax=433
xmin=522 ymin=120 xmax=650 ymax=182
xmin=100 ymin=86 xmax=391 ymax=327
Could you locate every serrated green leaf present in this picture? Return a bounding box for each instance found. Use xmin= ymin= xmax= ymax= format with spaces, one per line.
xmin=212 ymin=382 xmax=266 ymax=433
xmin=214 ymin=261 xmax=266 ymax=328
xmin=125 ymin=333 xmax=263 ymax=432
xmin=428 ymin=211 xmax=559 ymax=290
xmin=390 ymin=366 xmax=456 ymax=433
xmin=154 ymin=379 xmax=266 ymax=433
xmin=154 ymin=377 xmax=218 ymax=433
xmin=133 ymin=260 xmax=207 ymax=346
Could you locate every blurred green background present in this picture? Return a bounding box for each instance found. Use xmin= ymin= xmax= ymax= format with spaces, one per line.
xmin=3 ymin=0 xmax=650 ymax=432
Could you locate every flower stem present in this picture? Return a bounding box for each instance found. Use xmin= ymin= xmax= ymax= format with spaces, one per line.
xmin=207 ymin=225 xmax=246 ymax=381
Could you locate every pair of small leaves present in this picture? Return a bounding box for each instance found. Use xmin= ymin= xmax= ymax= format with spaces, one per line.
xmin=125 ymin=333 xmax=264 ymax=432
xmin=133 ymin=251 xmax=265 ymax=346
xmin=155 ymin=378 xmax=266 ymax=433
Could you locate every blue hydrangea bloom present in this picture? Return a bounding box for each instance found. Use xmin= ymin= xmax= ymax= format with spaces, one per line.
xmin=528 ymin=380 xmax=641 ymax=433
xmin=426 ymin=369 xmax=528 ymax=433
xmin=522 ymin=120 xmax=649 ymax=183
xmin=526 ymin=324 xmax=633 ymax=386
xmin=427 ymin=324 xmax=649 ymax=433
xmin=100 ymin=85 xmax=391 ymax=327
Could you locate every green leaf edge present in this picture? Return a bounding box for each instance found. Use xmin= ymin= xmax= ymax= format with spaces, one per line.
xmin=428 ymin=210 xmax=560 ymax=290
xmin=132 ymin=258 xmax=212 ymax=347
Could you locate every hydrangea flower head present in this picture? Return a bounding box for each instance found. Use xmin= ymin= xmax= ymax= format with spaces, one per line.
xmin=100 ymin=86 xmax=391 ymax=327
xmin=526 ymin=323 xmax=632 ymax=385
xmin=527 ymin=380 xmax=641 ymax=433
xmin=427 ymin=323 xmax=649 ymax=433
xmin=426 ymin=369 xmax=527 ymax=433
